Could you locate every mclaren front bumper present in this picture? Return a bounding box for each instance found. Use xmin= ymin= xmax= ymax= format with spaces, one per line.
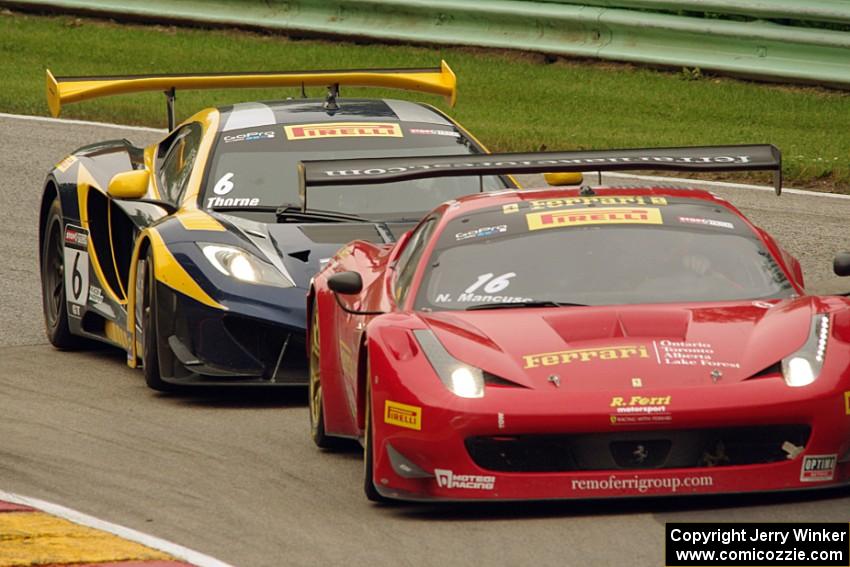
xmin=154 ymin=282 xmax=308 ymax=386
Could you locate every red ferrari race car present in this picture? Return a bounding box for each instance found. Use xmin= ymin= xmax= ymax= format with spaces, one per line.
xmin=306 ymin=145 xmax=850 ymax=501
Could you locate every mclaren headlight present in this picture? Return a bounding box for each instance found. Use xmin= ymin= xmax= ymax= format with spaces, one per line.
xmin=781 ymin=314 xmax=830 ymax=387
xmin=413 ymin=329 xmax=484 ymax=398
xmin=198 ymin=243 xmax=294 ymax=288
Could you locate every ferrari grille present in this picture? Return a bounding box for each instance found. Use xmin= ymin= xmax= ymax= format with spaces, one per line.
xmin=465 ymin=425 xmax=810 ymax=472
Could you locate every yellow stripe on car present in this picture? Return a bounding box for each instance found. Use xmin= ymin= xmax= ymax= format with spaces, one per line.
xmin=125 ymin=228 xmax=225 ymax=365
xmin=148 ymin=229 xmax=225 ymax=310
xmin=75 ymin=162 xmax=98 ymax=226
xmin=76 ymin=162 xmax=126 ymax=304
xmin=180 ymin=108 xmax=220 ymax=209
xmin=143 ymin=145 xmax=162 ymax=200
xmin=104 ymin=320 xmax=131 ymax=350
xmin=55 ymin=154 xmax=77 ymax=172
xmin=175 ymin=208 xmax=225 ymax=231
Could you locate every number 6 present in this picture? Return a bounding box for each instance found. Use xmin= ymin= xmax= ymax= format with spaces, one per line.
xmin=213 ymin=172 xmax=235 ymax=195
xmin=72 ymin=252 xmax=83 ymax=299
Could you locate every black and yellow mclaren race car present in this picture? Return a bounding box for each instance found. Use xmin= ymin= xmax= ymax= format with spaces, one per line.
xmin=38 ymin=62 xmax=520 ymax=390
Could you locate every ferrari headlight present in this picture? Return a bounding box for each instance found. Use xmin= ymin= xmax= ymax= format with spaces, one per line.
xmin=413 ymin=329 xmax=484 ymax=398
xmin=198 ymin=243 xmax=294 ymax=288
xmin=781 ymin=314 xmax=829 ymax=387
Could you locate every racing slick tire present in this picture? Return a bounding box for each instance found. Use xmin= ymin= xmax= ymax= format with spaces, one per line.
xmin=141 ymin=249 xmax=176 ymax=392
xmin=364 ymin=362 xmax=389 ymax=503
xmin=309 ymin=303 xmax=346 ymax=449
xmin=40 ymin=197 xmax=92 ymax=349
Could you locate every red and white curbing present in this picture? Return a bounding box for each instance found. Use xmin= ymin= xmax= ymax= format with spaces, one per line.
xmin=0 ymin=490 xmax=233 ymax=567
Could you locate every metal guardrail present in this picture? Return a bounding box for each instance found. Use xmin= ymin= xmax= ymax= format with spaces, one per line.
xmin=535 ymin=1 xmax=850 ymax=25
xmin=4 ymin=0 xmax=850 ymax=88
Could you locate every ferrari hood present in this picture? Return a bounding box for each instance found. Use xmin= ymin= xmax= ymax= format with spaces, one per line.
xmin=421 ymin=297 xmax=817 ymax=391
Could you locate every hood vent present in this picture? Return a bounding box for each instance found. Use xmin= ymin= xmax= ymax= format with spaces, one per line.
xmin=746 ymin=361 xmax=782 ymax=380
xmin=288 ymin=249 xmax=311 ymax=263
xmin=543 ymin=309 xmax=691 ymax=343
xmin=484 ymin=371 xmax=525 ymax=388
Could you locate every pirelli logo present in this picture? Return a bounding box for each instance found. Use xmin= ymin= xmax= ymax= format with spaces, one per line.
xmin=526 ymin=207 xmax=663 ymax=231
xmin=384 ymin=400 xmax=422 ymax=430
xmin=845 ymin=391 xmax=850 ymax=415
xmin=285 ymin=122 xmax=403 ymax=140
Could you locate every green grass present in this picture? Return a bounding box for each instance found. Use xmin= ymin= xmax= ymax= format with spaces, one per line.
xmin=1 ymin=10 xmax=849 ymax=190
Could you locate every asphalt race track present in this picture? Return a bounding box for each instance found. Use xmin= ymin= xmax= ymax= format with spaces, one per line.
xmin=1 ymin=114 xmax=849 ymax=567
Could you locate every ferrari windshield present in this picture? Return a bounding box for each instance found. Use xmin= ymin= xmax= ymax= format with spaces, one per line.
xmin=415 ymin=197 xmax=795 ymax=310
xmin=203 ymin=122 xmax=506 ymax=221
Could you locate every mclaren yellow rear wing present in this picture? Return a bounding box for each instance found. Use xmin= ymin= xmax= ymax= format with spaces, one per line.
xmin=46 ymin=61 xmax=457 ymax=130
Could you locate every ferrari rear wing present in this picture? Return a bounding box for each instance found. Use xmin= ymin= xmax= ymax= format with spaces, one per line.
xmin=298 ymin=144 xmax=783 ymax=208
xmin=46 ymin=61 xmax=457 ymax=129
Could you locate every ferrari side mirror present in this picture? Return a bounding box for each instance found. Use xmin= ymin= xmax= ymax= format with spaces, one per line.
xmin=328 ymin=271 xmax=363 ymax=295
xmin=834 ymin=252 xmax=850 ymax=277
xmin=544 ymin=172 xmax=584 ymax=186
xmin=108 ymin=169 xmax=150 ymax=200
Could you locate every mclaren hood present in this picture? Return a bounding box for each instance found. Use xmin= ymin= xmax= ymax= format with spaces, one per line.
xmin=222 ymin=214 xmax=392 ymax=289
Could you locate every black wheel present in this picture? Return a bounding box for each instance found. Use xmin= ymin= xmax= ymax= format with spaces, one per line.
xmin=363 ymin=364 xmax=388 ymax=503
xmin=140 ymin=249 xmax=176 ymax=392
xmin=309 ymin=303 xmax=345 ymax=449
xmin=40 ymin=197 xmax=88 ymax=349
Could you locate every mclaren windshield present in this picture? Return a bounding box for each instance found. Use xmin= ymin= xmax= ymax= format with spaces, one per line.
xmin=203 ymin=122 xmax=507 ymax=221
xmin=415 ymin=196 xmax=795 ymax=311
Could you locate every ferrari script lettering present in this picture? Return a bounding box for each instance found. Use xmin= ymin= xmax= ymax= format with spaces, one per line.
xmin=523 ymin=345 xmax=649 ymax=369
xmin=503 ymin=196 xmax=668 ymax=214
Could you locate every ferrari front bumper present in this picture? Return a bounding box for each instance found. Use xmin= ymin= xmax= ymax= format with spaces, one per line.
xmin=370 ymin=380 xmax=850 ymax=501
